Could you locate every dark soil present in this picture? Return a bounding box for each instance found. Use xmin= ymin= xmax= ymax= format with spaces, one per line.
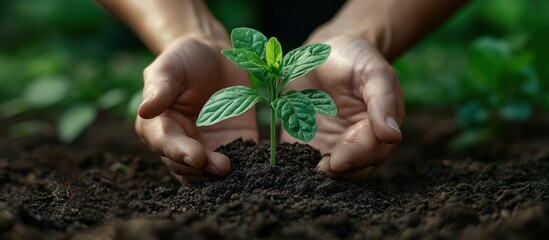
xmin=1 ymin=110 xmax=548 ymax=240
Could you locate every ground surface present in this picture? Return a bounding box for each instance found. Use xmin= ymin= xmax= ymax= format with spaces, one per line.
xmin=1 ymin=110 xmax=548 ymax=240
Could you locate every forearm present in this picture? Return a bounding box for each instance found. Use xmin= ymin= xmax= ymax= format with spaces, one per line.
xmin=95 ymin=0 xmax=227 ymax=54
xmin=315 ymin=0 xmax=468 ymax=61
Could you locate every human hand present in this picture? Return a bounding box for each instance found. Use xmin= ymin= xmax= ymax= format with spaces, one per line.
xmin=281 ymin=35 xmax=404 ymax=179
xmin=135 ymin=36 xmax=258 ymax=183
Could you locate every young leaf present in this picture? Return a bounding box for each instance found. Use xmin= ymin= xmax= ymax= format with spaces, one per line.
xmin=266 ymin=37 xmax=282 ymax=69
xmin=24 ymin=76 xmax=69 ymax=108
xmin=222 ymin=48 xmax=265 ymax=70
xmin=248 ymin=73 xmax=269 ymax=100
xmin=58 ymin=104 xmax=97 ymax=143
xmin=281 ymin=44 xmax=331 ymax=82
xmin=301 ymin=89 xmax=337 ymax=116
xmin=273 ymin=90 xmax=317 ymax=142
xmin=126 ymin=90 xmax=142 ymax=121
xmin=197 ymin=86 xmax=262 ymax=126
xmin=231 ymin=27 xmax=268 ymax=60
xmin=222 ymin=48 xmax=270 ymax=81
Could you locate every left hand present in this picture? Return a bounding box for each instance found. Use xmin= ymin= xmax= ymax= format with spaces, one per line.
xmin=135 ymin=36 xmax=258 ymax=183
xmin=281 ymin=35 xmax=404 ymax=180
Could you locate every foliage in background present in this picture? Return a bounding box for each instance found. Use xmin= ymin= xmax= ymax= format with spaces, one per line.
xmin=0 ymin=0 xmax=547 ymax=148
xmin=0 ymin=0 xmax=151 ymax=142
xmin=393 ymin=0 xmax=548 ymax=149
xmin=450 ymin=36 xmax=539 ymax=150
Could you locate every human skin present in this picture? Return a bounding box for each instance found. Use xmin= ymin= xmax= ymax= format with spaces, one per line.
xmin=96 ymin=0 xmax=257 ymax=183
xmin=281 ymin=0 xmax=468 ymax=179
xmin=96 ymin=0 xmax=467 ymax=182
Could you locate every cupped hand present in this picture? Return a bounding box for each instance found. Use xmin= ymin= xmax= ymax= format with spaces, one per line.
xmin=281 ymin=35 xmax=404 ymax=179
xmin=135 ymin=36 xmax=258 ymax=183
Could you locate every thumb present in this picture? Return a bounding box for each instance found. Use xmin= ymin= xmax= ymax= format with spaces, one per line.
xmin=138 ymin=50 xmax=187 ymax=119
xmin=362 ymin=71 xmax=403 ymax=144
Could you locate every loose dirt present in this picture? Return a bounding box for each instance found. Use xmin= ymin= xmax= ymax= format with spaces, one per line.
xmin=1 ymin=112 xmax=548 ymax=239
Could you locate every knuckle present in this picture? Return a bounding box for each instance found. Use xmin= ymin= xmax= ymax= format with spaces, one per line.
xmin=354 ymin=60 xmax=394 ymax=78
xmin=383 ymin=93 xmax=399 ymax=106
xmin=143 ymin=62 xmax=175 ymax=84
xmin=356 ymin=64 xmax=398 ymax=98
xmin=143 ymin=65 xmax=155 ymax=81
xmin=374 ymin=65 xmax=397 ymax=85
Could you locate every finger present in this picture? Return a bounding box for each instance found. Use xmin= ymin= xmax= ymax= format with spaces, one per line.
xmin=161 ymin=156 xmax=205 ymax=176
xmin=139 ymin=48 xmax=187 ymax=119
xmin=323 ymin=120 xmax=394 ymax=173
xmin=137 ymin=113 xmax=207 ymax=169
xmin=162 ymin=152 xmax=231 ymax=185
xmin=317 ymin=157 xmax=376 ymax=180
xmin=362 ymin=70 xmax=403 ymax=144
xmin=329 ymin=143 xmax=392 ymax=172
xmin=204 ymin=152 xmax=231 ymax=176
xmin=162 ymin=152 xmax=231 ymax=178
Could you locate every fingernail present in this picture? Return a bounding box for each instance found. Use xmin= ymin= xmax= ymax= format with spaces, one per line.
xmin=333 ymin=162 xmax=351 ymax=172
xmin=315 ymin=156 xmax=330 ymax=172
xmin=386 ymin=116 xmax=401 ymax=134
xmin=183 ymin=156 xmax=197 ymax=168
xmin=206 ymin=165 xmax=220 ymax=175
xmin=140 ymin=92 xmax=155 ymax=106
xmin=138 ymin=97 xmax=151 ymax=109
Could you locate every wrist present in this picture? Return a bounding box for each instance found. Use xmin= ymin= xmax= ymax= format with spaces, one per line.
xmin=306 ymin=1 xmax=393 ymax=59
xmin=147 ymin=2 xmax=229 ymax=53
xmin=308 ymin=19 xmax=390 ymax=53
xmin=308 ymin=0 xmax=469 ymax=62
xmin=97 ymin=0 xmax=229 ymax=54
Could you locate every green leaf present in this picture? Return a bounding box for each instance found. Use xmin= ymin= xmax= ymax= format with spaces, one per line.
xmin=221 ymin=48 xmax=270 ymax=81
xmin=457 ymin=100 xmax=488 ymax=128
xmin=9 ymin=120 xmax=53 ymax=138
xmin=266 ymin=37 xmax=282 ymax=69
xmin=499 ymin=101 xmax=531 ymax=121
xmin=520 ymin=66 xmax=539 ymax=96
xmin=197 ymin=86 xmax=262 ymax=126
xmin=58 ymin=104 xmax=97 ymax=143
xmin=126 ymin=90 xmax=142 ymax=121
xmin=468 ymin=37 xmax=511 ymax=90
xmin=273 ymin=90 xmax=316 ymax=142
xmin=301 ymin=89 xmax=337 ymax=116
xmin=0 ymin=98 xmax=28 ymax=119
xmin=281 ymin=44 xmax=331 ymax=82
xmin=248 ymin=73 xmax=269 ymax=100
xmin=449 ymin=128 xmax=492 ymax=152
xmin=24 ymin=76 xmax=69 ymax=108
xmin=222 ymin=48 xmax=264 ymax=69
xmin=231 ymin=27 xmax=268 ymax=60
xmin=98 ymin=88 xmax=127 ymax=110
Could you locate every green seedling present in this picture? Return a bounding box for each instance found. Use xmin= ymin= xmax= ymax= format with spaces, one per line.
xmin=196 ymin=27 xmax=336 ymax=165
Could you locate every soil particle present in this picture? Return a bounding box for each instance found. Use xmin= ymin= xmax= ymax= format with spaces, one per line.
xmin=1 ymin=113 xmax=548 ymax=239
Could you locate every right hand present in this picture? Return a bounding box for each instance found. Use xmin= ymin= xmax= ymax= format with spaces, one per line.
xmin=135 ymin=36 xmax=258 ymax=183
xmin=281 ymin=33 xmax=404 ymax=180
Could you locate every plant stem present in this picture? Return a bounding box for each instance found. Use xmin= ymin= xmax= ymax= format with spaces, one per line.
xmin=269 ymin=106 xmax=276 ymax=165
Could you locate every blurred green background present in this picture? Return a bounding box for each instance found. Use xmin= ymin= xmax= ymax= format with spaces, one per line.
xmin=0 ymin=0 xmax=547 ymax=147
